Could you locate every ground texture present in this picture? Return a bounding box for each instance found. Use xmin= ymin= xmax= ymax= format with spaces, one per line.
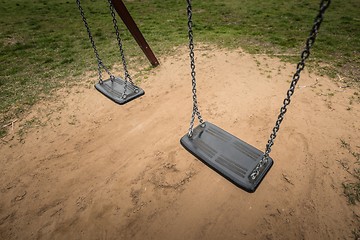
xmin=1 ymin=46 xmax=359 ymax=239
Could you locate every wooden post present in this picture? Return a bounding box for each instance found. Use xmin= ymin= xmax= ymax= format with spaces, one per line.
xmin=111 ymin=0 xmax=159 ymax=67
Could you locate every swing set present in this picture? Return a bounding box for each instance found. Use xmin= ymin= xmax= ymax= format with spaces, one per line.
xmin=76 ymin=0 xmax=158 ymax=104
xmin=77 ymin=0 xmax=331 ymax=192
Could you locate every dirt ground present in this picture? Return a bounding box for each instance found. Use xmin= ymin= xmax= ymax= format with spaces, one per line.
xmin=1 ymin=46 xmax=359 ymax=239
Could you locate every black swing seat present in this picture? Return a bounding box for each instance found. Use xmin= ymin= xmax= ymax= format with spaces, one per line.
xmin=180 ymin=122 xmax=273 ymax=192
xmin=95 ymin=77 xmax=144 ymax=105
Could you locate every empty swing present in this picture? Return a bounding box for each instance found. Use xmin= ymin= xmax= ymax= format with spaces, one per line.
xmin=76 ymin=0 xmax=144 ymax=105
xmin=180 ymin=0 xmax=331 ymax=192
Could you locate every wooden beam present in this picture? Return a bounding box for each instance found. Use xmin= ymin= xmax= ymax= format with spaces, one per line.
xmin=111 ymin=0 xmax=159 ymax=67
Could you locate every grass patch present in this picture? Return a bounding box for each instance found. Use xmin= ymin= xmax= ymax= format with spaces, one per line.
xmin=353 ymin=229 xmax=360 ymax=240
xmin=0 ymin=128 xmax=6 ymax=138
xmin=0 ymin=0 xmax=359 ymax=136
xmin=340 ymin=139 xmax=360 ymax=204
xmin=343 ymin=182 xmax=360 ymax=205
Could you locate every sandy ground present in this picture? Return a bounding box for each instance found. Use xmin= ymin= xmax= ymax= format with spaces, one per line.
xmin=1 ymin=46 xmax=359 ymax=239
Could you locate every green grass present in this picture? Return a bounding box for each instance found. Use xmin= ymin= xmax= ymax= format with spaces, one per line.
xmin=0 ymin=0 xmax=359 ymax=137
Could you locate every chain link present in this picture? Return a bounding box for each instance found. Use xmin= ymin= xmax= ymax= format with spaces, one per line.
xmin=108 ymin=0 xmax=138 ymax=96
xmin=76 ymin=0 xmax=115 ymax=84
xmin=250 ymin=0 xmax=331 ymax=180
xmin=187 ymin=0 xmax=205 ymax=138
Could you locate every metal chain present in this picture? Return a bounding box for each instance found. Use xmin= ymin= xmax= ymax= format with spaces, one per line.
xmin=250 ymin=0 xmax=331 ymax=180
xmin=187 ymin=0 xmax=205 ymax=138
xmin=108 ymin=0 xmax=138 ymax=96
xmin=76 ymin=0 xmax=114 ymax=84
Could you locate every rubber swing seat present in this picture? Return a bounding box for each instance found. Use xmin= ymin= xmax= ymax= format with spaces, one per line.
xmin=95 ymin=77 xmax=144 ymax=105
xmin=180 ymin=122 xmax=273 ymax=192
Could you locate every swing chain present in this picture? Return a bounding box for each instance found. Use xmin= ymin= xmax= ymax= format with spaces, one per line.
xmin=250 ymin=0 xmax=331 ymax=180
xmin=108 ymin=0 xmax=137 ymax=91
xmin=76 ymin=0 xmax=114 ymax=84
xmin=187 ymin=0 xmax=205 ymax=138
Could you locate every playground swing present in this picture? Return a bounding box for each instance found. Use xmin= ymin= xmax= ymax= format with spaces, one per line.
xmin=76 ymin=0 xmax=144 ymax=105
xmin=180 ymin=0 xmax=331 ymax=192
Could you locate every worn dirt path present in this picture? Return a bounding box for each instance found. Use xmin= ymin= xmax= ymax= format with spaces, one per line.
xmin=1 ymin=46 xmax=359 ymax=239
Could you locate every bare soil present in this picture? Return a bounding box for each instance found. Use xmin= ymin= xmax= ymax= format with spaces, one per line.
xmin=1 ymin=46 xmax=359 ymax=239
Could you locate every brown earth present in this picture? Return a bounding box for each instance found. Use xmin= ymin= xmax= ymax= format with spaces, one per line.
xmin=1 ymin=45 xmax=359 ymax=239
